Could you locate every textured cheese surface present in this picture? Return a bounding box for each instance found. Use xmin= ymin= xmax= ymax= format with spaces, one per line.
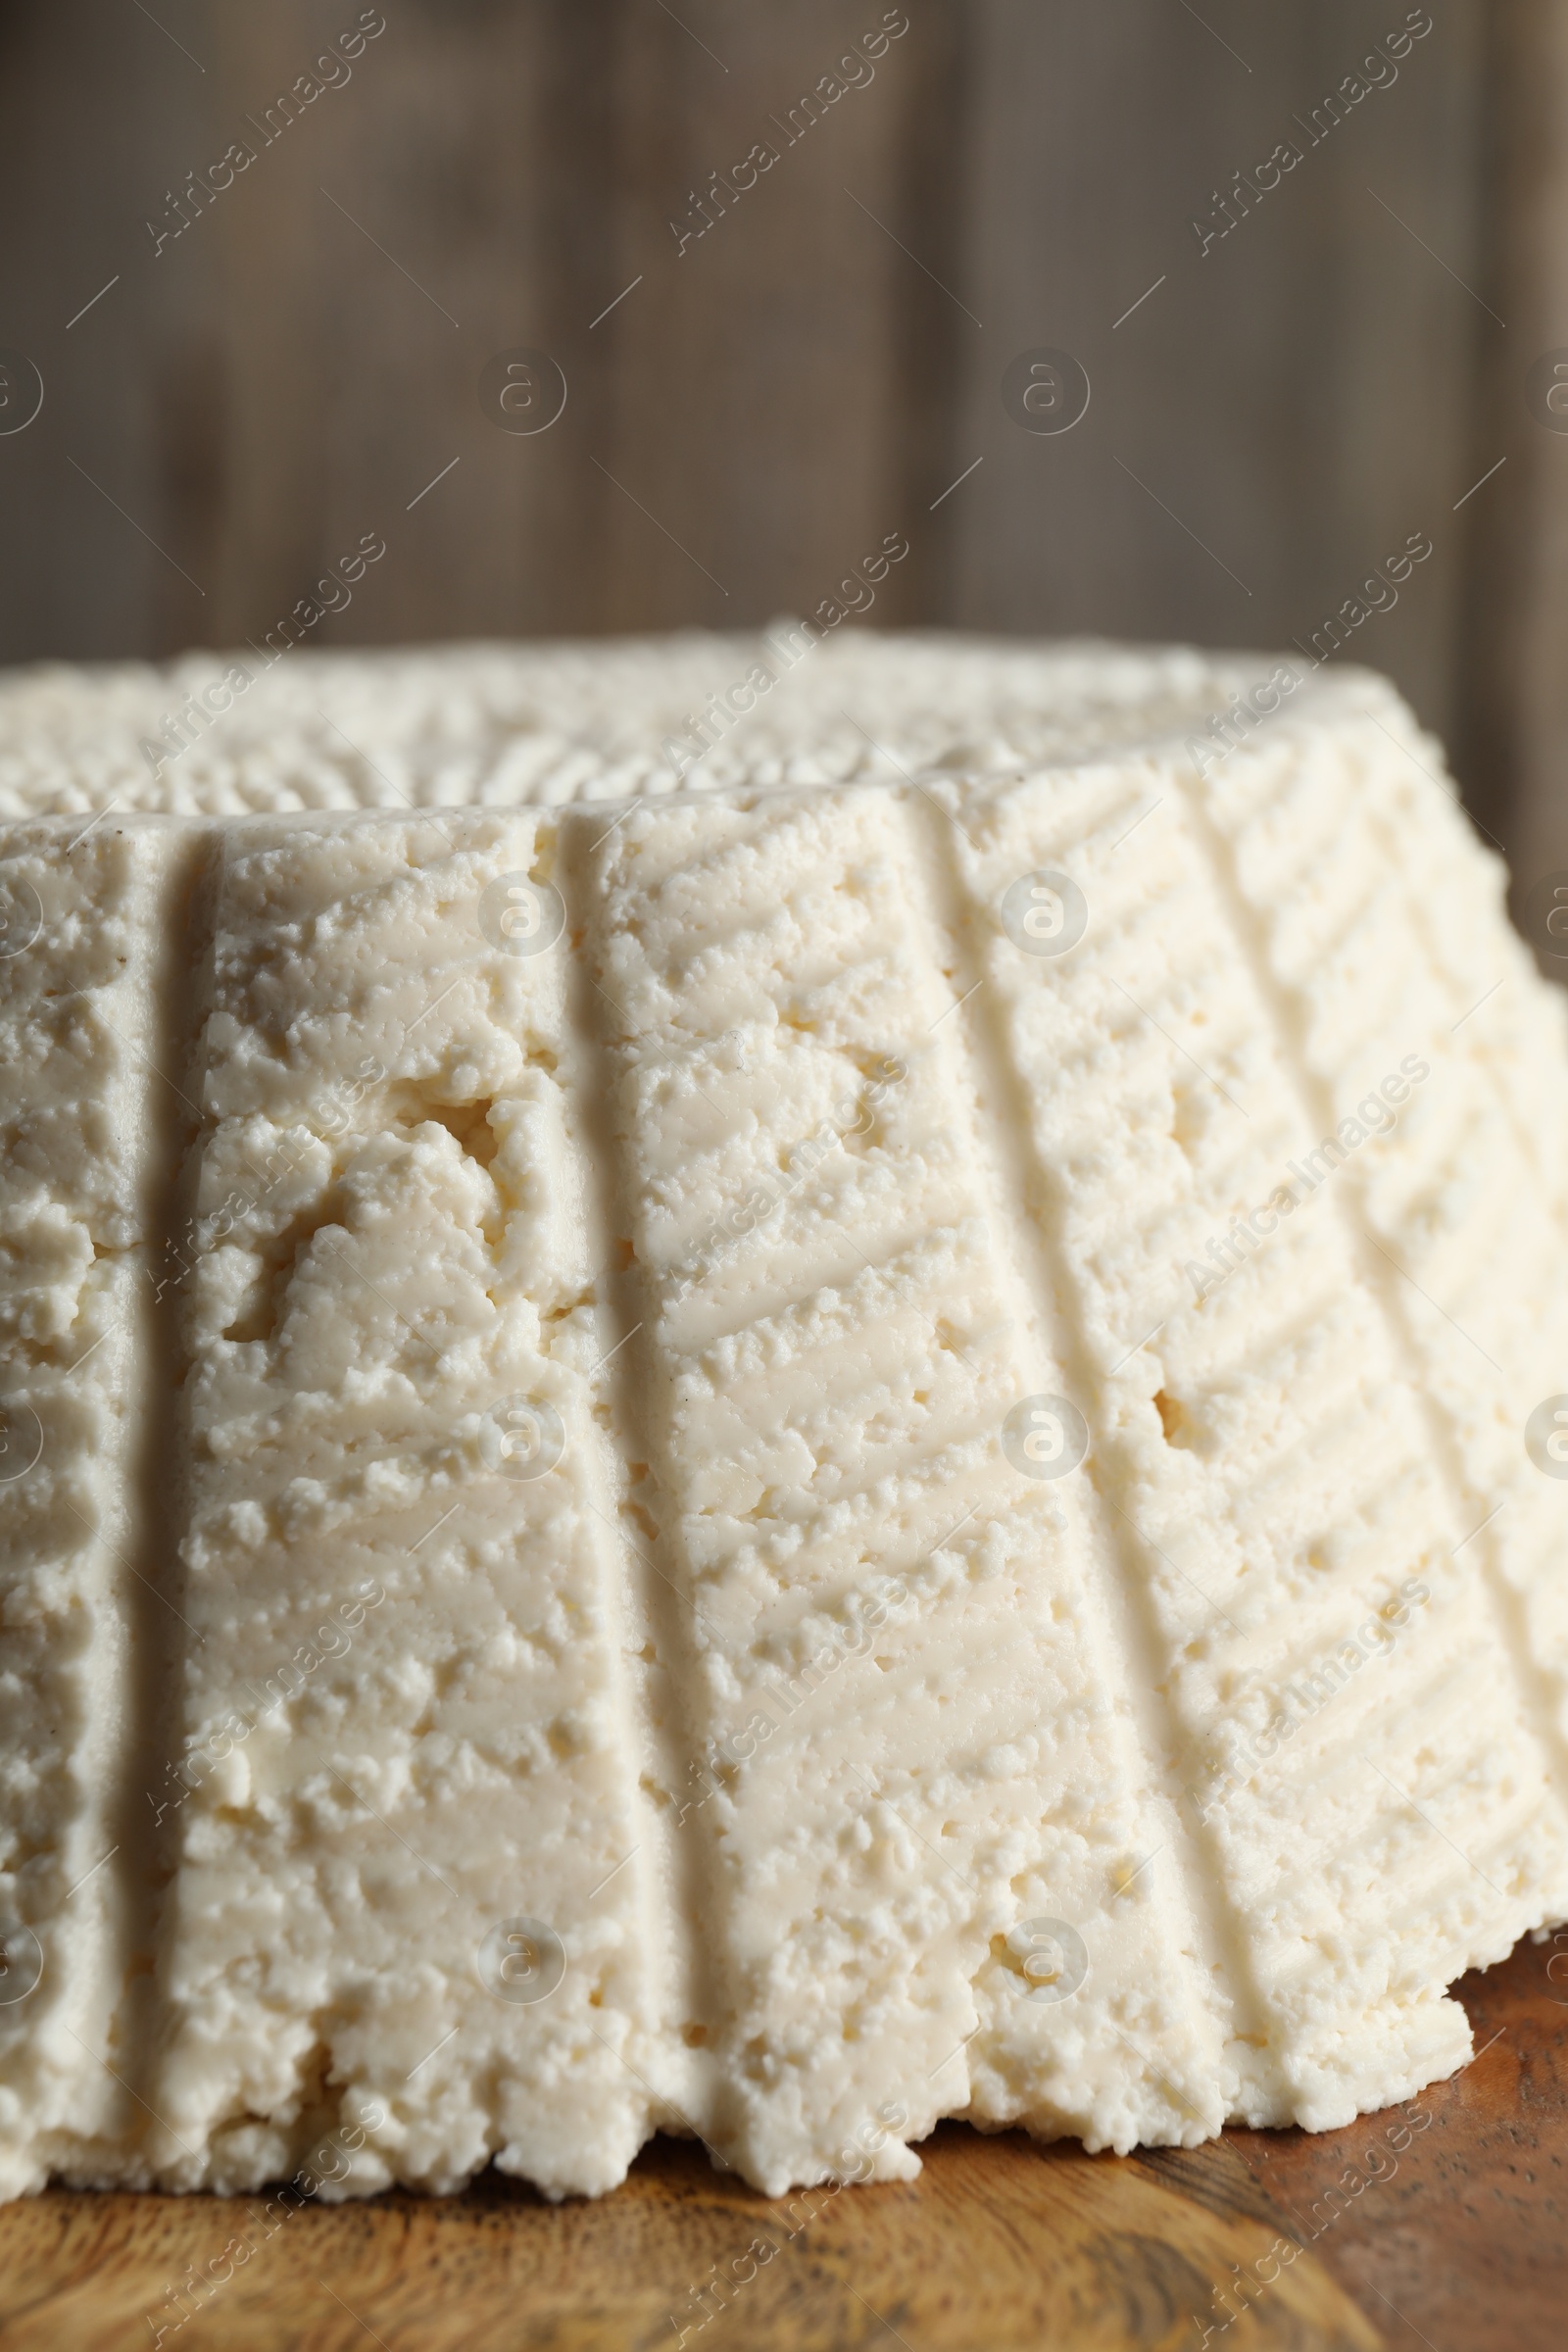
xmin=0 ymin=822 xmax=189 ymax=2195
xmin=0 ymin=629 xmax=1348 ymax=818
xmin=2 ymin=635 xmax=1568 ymax=2204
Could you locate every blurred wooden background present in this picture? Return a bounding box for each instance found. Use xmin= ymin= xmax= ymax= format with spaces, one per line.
xmin=1 ymin=0 xmax=1566 ymax=880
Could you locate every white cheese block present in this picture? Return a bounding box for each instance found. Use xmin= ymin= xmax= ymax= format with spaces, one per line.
xmin=2 ymin=636 xmax=1567 ymax=2205
xmin=0 ymin=628 xmax=1356 ymax=818
xmin=0 ymin=818 xmax=195 ymax=2197
xmin=147 ymin=812 xmax=678 ymax=2200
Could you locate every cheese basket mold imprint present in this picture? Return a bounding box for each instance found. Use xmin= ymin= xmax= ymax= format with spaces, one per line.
xmin=0 ymin=627 xmax=1565 ymax=2205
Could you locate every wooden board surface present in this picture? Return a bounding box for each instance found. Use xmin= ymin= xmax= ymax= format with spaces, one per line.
xmin=0 ymin=0 xmax=1503 ymax=760
xmin=2 ymin=1931 xmax=1562 ymax=2351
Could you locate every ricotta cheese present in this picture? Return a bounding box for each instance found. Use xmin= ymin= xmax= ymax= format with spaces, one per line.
xmin=1 ymin=636 xmax=1566 ymax=2204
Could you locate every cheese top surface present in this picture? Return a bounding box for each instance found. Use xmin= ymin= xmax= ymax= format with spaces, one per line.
xmin=0 ymin=628 xmax=1359 ymax=818
xmin=2 ymin=634 xmax=1567 ymax=2205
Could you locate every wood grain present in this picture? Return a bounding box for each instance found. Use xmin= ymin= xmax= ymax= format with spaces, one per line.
xmin=0 ymin=0 xmax=957 ymax=657
xmin=0 ymin=0 xmax=1510 ymax=772
xmin=0 ymin=2122 xmax=1376 ymax=2352
xmin=1232 ymin=1930 xmax=1568 ymax=2352
xmin=3 ymin=1936 xmax=1565 ymax=2351
xmin=1460 ymin=0 xmax=1568 ymax=897
xmin=942 ymin=0 xmax=1487 ymax=745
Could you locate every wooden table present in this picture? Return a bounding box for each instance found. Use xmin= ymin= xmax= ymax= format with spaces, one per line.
xmin=2 ymin=1932 xmax=1561 ymax=2351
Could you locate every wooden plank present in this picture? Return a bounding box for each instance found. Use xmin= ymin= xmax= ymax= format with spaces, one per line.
xmin=0 ymin=0 xmax=225 ymax=660
xmin=1459 ymin=0 xmax=1568 ymax=893
xmin=943 ymin=0 xmax=1487 ymax=746
xmin=587 ymin=0 xmax=953 ymax=634
xmin=6 ymin=1935 xmax=1560 ymax=2346
xmin=0 ymin=1 xmax=958 ymax=659
xmin=1233 ymin=1934 xmax=1568 ymax=2352
xmin=0 ymin=2119 xmax=1376 ymax=2352
xmin=0 ymin=0 xmax=1500 ymax=760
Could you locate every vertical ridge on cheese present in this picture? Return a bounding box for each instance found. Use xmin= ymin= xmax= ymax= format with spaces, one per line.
xmin=3 ymin=636 xmax=1568 ymax=2203
xmin=0 ymin=820 xmax=192 ymax=2195
xmin=931 ymin=717 xmax=1568 ymax=2133
xmin=144 ymin=812 xmax=675 ymax=2197
xmin=1194 ymin=693 xmax=1568 ymax=1795
xmin=575 ymin=789 xmax=1238 ymax=2190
